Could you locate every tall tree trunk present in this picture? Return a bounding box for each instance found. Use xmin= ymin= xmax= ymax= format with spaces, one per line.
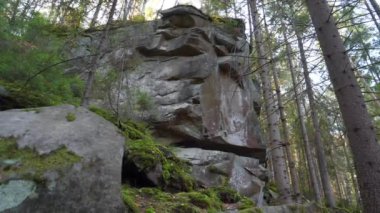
xmin=305 ymin=0 xmax=380 ymax=211
xmin=140 ymin=0 xmax=148 ymax=16
xmin=294 ymin=29 xmax=336 ymax=208
xmin=247 ymin=1 xmax=253 ymax=45
xmin=364 ymin=0 xmax=380 ymax=34
xmin=281 ymin=26 xmax=321 ymax=204
xmin=264 ymin=9 xmax=301 ymax=201
xmin=82 ymin=0 xmax=118 ymax=107
xmin=122 ymin=0 xmax=134 ymax=20
xmin=342 ymin=133 xmax=361 ymax=206
xmin=249 ymin=0 xmax=292 ymax=204
xmin=368 ymin=0 xmax=380 ymax=20
xmin=329 ymin=142 xmax=344 ymax=201
xmin=90 ymin=0 xmax=103 ymax=28
xmin=272 ymin=63 xmax=302 ymax=203
xmin=232 ymin=0 xmax=238 ymax=18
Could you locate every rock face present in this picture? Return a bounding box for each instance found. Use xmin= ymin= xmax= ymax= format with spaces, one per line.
xmin=0 ymin=105 xmax=125 ymax=212
xmin=69 ymin=5 xmax=264 ymax=155
xmin=68 ymin=5 xmax=267 ymax=202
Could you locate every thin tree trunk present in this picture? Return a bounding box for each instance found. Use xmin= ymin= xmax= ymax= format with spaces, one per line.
xmin=272 ymin=65 xmax=302 ymax=203
xmin=140 ymin=0 xmax=148 ymax=16
xmin=305 ymin=0 xmax=380 ymax=211
xmin=249 ymin=0 xmax=292 ymax=204
xmin=329 ymin=142 xmax=344 ymax=201
xmin=232 ymin=0 xmax=238 ymax=18
xmin=90 ymin=0 xmax=103 ymax=28
xmin=368 ymin=0 xmax=380 ymax=20
xmin=82 ymin=0 xmax=118 ymax=107
xmin=155 ymin=0 xmax=165 ymax=19
xmin=123 ymin=0 xmax=134 ymax=21
xmin=247 ymin=1 xmax=253 ymax=45
xmin=263 ymin=9 xmax=301 ymax=201
xmin=364 ymin=0 xmax=380 ymax=34
xmin=342 ymin=133 xmax=361 ymax=206
xmin=294 ymin=30 xmax=336 ymax=207
xmin=281 ymin=26 xmax=321 ymax=204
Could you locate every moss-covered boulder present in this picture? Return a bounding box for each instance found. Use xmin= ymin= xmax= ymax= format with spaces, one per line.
xmin=0 ymin=105 xmax=125 ymax=212
xmin=121 ymin=124 xmax=196 ymax=192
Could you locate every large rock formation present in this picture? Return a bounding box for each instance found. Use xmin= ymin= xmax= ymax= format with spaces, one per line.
xmin=0 ymin=105 xmax=125 ymax=212
xmin=67 ymin=5 xmax=267 ymax=203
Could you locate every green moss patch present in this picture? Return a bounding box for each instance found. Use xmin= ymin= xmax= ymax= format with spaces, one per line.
xmin=122 ymin=185 xmax=239 ymax=213
xmin=65 ymin=112 xmax=76 ymax=122
xmin=0 ymin=138 xmax=81 ymax=183
xmin=126 ymin=138 xmax=195 ymax=191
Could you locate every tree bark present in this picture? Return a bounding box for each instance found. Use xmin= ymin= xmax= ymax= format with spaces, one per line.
xmin=281 ymin=26 xmax=321 ymax=204
xmin=364 ymin=0 xmax=380 ymax=34
xmin=294 ymin=29 xmax=336 ymax=208
xmin=82 ymin=0 xmax=118 ymax=107
xmin=368 ymin=0 xmax=380 ymax=20
xmin=305 ymin=0 xmax=380 ymax=211
xmin=249 ymin=0 xmax=292 ymax=204
xmin=90 ymin=0 xmax=103 ymax=28
xmin=124 ymin=0 xmax=133 ymax=20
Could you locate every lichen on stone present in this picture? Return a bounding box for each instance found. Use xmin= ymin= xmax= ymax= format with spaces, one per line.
xmin=0 ymin=138 xmax=81 ymax=183
xmin=0 ymin=180 xmax=36 ymax=212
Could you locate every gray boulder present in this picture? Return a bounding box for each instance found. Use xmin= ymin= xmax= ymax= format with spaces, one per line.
xmin=174 ymin=148 xmax=266 ymax=203
xmin=0 ymin=105 xmax=125 ymax=212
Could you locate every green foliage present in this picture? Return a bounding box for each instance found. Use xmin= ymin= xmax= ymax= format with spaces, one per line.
xmin=238 ymin=196 xmax=256 ymax=210
xmin=145 ymin=207 xmax=155 ymax=213
xmin=238 ymin=208 xmax=263 ymax=213
xmin=293 ymin=12 xmax=310 ymax=33
xmin=266 ymin=181 xmax=279 ymax=193
xmin=0 ymin=138 xmax=81 ymax=183
xmin=203 ymin=0 xmax=231 ymax=15
xmin=130 ymin=15 xmax=146 ymax=23
xmin=0 ymin=13 xmax=84 ymax=108
xmin=65 ymin=112 xmax=76 ymax=122
xmin=0 ymin=81 xmax=59 ymax=110
xmin=136 ymin=90 xmax=154 ymax=112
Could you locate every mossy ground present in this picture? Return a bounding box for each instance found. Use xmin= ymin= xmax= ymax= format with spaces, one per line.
xmin=121 ymin=185 xmax=255 ymax=213
xmin=0 ymin=138 xmax=81 ymax=183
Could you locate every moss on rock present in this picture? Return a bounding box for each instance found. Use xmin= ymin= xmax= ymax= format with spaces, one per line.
xmin=0 ymin=138 xmax=81 ymax=183
xmin=65 ymin=112 xmax=76 ymax=122
xmin=126 ymin=138 xmax=196 ymax=191
xmin=121 ymin=185 xmax=229 ymax=213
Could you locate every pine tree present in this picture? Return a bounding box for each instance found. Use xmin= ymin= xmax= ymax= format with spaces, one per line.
xmin=305 ymin=0 xmax=380 ymax=211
